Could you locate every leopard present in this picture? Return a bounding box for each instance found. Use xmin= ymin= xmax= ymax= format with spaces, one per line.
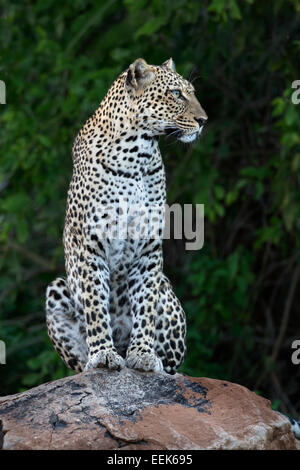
xmin=45 ymin=58 xmax=208 ymax=376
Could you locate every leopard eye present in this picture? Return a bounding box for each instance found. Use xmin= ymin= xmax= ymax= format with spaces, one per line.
xmin=171 ymin=89 xmax=183 ymax=99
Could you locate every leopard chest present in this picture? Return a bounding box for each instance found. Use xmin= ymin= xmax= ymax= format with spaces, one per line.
xmin=87 ymin=166 xmax=165 ymax=272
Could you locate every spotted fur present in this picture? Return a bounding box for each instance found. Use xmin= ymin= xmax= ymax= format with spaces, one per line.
xmin=46 ymin=58 xmax=208 ymax=374
xmin=290 ymin=417 xmax=300 ymax=439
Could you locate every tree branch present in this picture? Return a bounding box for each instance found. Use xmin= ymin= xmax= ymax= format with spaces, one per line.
xmin=5 ymin=239 xmax=55 ymax=272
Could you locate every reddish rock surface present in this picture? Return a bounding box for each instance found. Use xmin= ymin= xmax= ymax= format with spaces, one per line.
xmin=0 ymin=368 xmax=297 ymax=450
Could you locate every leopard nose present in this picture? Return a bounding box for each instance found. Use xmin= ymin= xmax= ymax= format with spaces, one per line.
xmin=195 ymin=116 xmax=208 ymax=126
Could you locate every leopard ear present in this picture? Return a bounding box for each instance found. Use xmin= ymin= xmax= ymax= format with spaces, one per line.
xmin=126 ymin=58 xmax=155 ymax=89
xmin=162 ymin=58 xmax=176 ymax=72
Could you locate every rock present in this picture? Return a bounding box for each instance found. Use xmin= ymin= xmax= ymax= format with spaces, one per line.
xmin=0 ymin=368 xmax=297 ymax=450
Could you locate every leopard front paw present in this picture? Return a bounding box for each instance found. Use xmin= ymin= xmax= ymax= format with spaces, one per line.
xmin=126 ymin=351 xmax=163 ymax=372
xmin=84 ymin=349 xmax=125 ymax=371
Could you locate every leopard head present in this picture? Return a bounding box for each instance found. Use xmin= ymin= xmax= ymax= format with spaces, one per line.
xmin=125 ymin=58 xmax=208 ymax=143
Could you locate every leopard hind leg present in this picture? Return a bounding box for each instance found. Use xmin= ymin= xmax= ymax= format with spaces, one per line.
xmin=46 ymin=277 xmax=87 ymax=372
xmin=154 ymin=274 xmax=187 ymax=375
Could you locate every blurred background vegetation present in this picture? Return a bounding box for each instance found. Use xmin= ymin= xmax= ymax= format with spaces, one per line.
xmin=0 ymin=0 xmax=300 ymax=418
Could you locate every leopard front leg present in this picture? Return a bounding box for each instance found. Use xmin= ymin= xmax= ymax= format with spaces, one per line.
xmin=126 ymin=243 xmax=164 ymax=372
xmin=77 ymin=248 xmax=125 ymax=371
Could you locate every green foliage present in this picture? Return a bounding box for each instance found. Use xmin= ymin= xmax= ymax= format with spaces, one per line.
xmin=0 ymin=0 xmax=299 ymax=416
xmin=182 ymin=246 xmax=255 ymax=379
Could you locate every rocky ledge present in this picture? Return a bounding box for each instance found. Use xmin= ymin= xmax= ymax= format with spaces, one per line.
xmin=0 ymin=368 xmax=297 ymax=450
